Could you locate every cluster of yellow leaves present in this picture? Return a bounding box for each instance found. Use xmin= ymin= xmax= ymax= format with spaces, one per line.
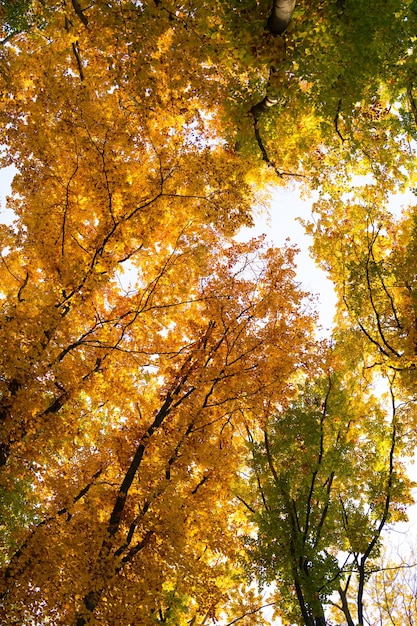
xmin=1 ymin=227 xmax=317 ymax=623
xmin=3 ymin=1 xmax=417 ymax=624
xmin=0 ymin=1 xmax=328 ymax=622
xmin=0 ymin=3 xmax=322 ymax=618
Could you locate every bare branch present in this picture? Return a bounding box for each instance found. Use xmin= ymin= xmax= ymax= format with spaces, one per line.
xmin=251 ymin=114 xmax=305 ymax=179
xmin=72 ymin=41 xmax=85 ymax=82
xmin=71 ymin=0 xmax=89 ymax=27
xmin=224 ymin=601 xmax=277 ymax=626
xmin=334 ymin=99 xmax=346 ymax=143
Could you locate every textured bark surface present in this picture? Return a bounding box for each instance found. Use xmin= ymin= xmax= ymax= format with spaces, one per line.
xmin=267 ymin=0 xmax=296 ymax=34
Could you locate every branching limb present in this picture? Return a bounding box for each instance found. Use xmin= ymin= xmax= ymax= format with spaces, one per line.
xmin=336 ymin=585 xmax=355 ymax=626
xmin=357 ymin=380 xmax=398 ymax=625
xmin=334 ymin=99 xmax=346 ymax=143
xmin=369 ymin=243 xmax=402 ymax=331
xmin=244 ymin=424 xmax=270 ymax=511
xmin=364 ymin=233 xmax=401 ymax=357
xmin=71 ymin=0 xmax=90 ymax=27
xmin=251 ymin=114 xmax=305 ymax=179
xmin=75 ymin=324 xmax=224 ymax=622
xmin=224 ymin=601 xmax=278 ymax=626
xmin=305 ymin=377 xmax=332 ymax=547
xmin=342 ymin=294 xmax=392 ymax=358
xmin=72 ymin=41 xmax=85 ymax=82
xmin=62 ymin=158 xmax=80 ymax=257
xmin=17 ymin=271 xmax=29 ymax=302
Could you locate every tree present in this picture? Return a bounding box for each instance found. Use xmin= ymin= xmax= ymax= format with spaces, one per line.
xmin=2 ymin=0 xmax=417 ymax=624
xmin=362 ymin=541 xmax=417 ymax=626
xmin=241 ymin=357 xmax=414 ymax=626
xmin=2 ymin=0 xmax=417 ymax=191
xmin=0 ymin=235 xmax=317 ymax=623
xmin=267 ymin=0 xmax=296 ymax=35
xmin=303 ymin=186 xmax=417 ymax=397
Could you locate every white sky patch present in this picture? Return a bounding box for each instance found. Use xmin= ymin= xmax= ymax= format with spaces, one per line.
xmin=0 ymin=164 xmax=17 ymax=225
xmin=236 ymin=184 xmax=337 ymax=334
xmin=387 ymin=185 xmax=417 ymax=218
xmin=114 ymin=259 xmax=139 ymax=295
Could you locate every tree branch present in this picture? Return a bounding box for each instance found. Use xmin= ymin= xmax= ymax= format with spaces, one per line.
xmin=251 ymin=114 xmax=304 ymax=179
xmin=224 ymin=601 xmax=277 ymax=626
xmin=334 ymin=99 xmax=346 ymax=143
xmin=364 ymin=233 xmax=401 ymax=357
xmin=407 ymin=85 xmax=417 ymax=128
xmin=357 ymin=381 xmax=398 ymax=624
xmin=71 ymin=0 xmax=89 ymax=27
xmin=1 ymin=467 xmax=103 ymax=599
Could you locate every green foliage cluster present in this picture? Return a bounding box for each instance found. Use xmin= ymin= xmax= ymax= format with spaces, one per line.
xmin=242 ymin=367 xmax=414 ymax=625
xmin=0 ymin=0 xmax=34 ymax=35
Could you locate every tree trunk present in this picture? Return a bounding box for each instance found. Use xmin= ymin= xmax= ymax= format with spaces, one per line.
xmin=267 ymin=0 xmax=296 ymax=35
xmin=250 ymin=95 xmax=280 ymax=119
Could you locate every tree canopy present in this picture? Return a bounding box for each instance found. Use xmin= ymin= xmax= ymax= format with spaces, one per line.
xmin=1 ymin=1 xmax=417 ymax=624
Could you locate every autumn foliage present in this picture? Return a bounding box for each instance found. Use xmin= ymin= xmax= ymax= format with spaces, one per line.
xmin=2 ymin=1 xmax=417 ymax=625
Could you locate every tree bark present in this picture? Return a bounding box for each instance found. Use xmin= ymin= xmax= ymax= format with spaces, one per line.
xmin=250 ymin=95 xmax=280 ymax=120
xmin=267 ymin=0 xmax=296 ymax=35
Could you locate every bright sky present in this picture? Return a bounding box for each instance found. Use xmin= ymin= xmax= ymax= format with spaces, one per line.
xmin=0 ymin=164 xmax=16 ymax=225
xmin=237 ymin=184 xmax=338 ymax=333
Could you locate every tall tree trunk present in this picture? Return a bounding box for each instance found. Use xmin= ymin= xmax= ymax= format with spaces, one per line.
xmin=267 ymin=0 xmax=296 ymax=35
